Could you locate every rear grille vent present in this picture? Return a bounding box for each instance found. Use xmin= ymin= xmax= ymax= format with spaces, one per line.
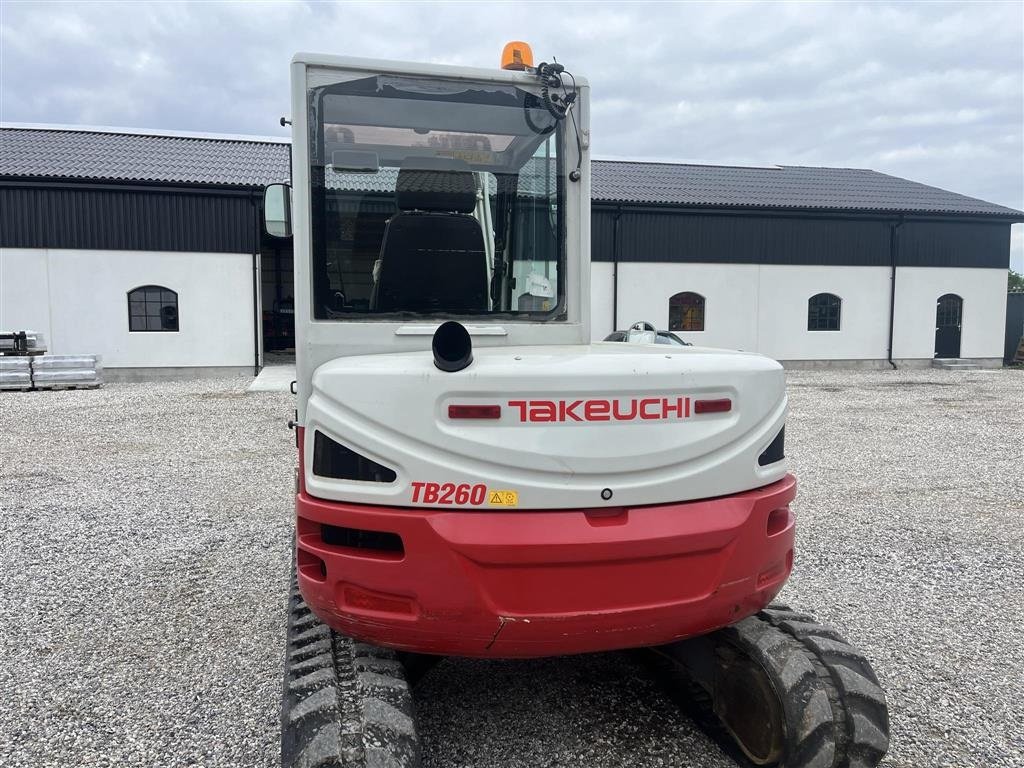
xmin=312 ymin=431 xmax=397 ymax=483
xmin=758 ymin=426 xmax=785 ymax=466
xmin=322 ymin=524 xmax=404 ymax=555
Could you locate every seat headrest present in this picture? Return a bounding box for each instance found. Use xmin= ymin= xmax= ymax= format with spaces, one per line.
xmin=396 ymin=157 xmax=477 ymax=214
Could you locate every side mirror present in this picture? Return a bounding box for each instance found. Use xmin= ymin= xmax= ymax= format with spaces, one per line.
xmin=263 ymin=183 xmax=292 ymax=238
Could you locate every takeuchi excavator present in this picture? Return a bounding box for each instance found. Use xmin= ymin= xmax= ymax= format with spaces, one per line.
xmin=267 ymin=43 xmax=890 ymax=768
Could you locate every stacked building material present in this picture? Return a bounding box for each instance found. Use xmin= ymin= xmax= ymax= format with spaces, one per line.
xmin=0 ymin=330 xmax=103 ymax=391
xmin=0 ymin=357 xmax=32 ymax=391
xmin=29 ymin=355 xmax=104 ymax=390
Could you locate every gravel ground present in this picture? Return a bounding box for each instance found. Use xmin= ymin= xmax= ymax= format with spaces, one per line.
xmin=1 ymin=368 xmax=1021 ymax=768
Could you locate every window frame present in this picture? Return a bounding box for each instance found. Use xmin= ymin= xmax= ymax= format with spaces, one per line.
xmin=668 ymin=291 xmax=706 ymax=332
xmin=936 ymin=293 xmax=963 ymax=328
xmin=127 ymin=285 xmax=179 ymax=333
xmin=307 ymin=75 xmax=568 ymax=322
xmin=807 ymin=292 xmax=842 ymax=332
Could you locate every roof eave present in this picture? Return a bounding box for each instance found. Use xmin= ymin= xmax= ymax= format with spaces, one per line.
xmin=0 ymin=175 xmax=269 ymax=195
xmin=590 ymin=199 xmax=1024 ymax=223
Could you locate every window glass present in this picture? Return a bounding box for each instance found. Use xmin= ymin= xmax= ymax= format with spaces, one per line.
xmin=309 ymin=75 xmax=563 ymax=319
xmin=936 ymin=294 xmax=962 ymax=327
xmin=668 ymin=292 xmax=705 ymax=332
xmin=807 ymin=293 xmax=841 ymax=331
xmin=128 ymin=286 xmax=179 ymax=332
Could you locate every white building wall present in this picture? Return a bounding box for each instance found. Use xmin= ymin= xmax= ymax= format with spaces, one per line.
xmin=754 ymin=265 xmax=891 ymax=361
xmin=591 ymin=260 xmax=1005 ymax=362
xmin=590 ymin=262 xmax=615 ymax=340
xmin=610 ymin=262 xmax=761 ymax=351
xmin=3 ymin=249 xmax=1006 ymax=368
xmin=0 ymin=248 xmax=52 ymax=342
xmin=0 ymin=248 xmax=254 ymax=368
xmin=893 ymin=266 xmax=1007 ymax=360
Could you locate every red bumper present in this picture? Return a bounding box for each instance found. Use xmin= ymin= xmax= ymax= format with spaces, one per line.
xmin=295 ymin=473 xmax=796 ymax=658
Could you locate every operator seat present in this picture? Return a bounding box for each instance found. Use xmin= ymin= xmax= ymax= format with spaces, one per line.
xmin=371 ymin=157 xmax=489 ymax=313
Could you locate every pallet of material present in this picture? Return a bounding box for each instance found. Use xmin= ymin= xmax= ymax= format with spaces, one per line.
xmin=0 ymin=354 xmax=104 ymax=391
xmin=31 ymin=355 xmax=104 ymax=390
xmin=0 ymin=357 xmax=32 ymax=391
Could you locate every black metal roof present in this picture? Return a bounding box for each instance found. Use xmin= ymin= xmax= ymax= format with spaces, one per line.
xmin=592 ymin=160 xmax=1023 ymax=218
xmin=2 ymin=125 xmax=1021 ymax=219
xmin=0 ymin=125 xmax=290 ymax=188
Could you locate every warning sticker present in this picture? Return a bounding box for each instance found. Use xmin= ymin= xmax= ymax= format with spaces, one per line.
xmin=488 ymin=489 xmax=519 ymax=508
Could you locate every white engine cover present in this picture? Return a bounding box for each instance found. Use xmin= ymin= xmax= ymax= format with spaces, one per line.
xmin=304 ymin=342 xmax=788 ymax=510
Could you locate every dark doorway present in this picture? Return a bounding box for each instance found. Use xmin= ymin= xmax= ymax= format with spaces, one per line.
xmin=934 ymin=293 xmax=963 ymax=358
xmin=261 ymin=239 xmax=295 ymax=353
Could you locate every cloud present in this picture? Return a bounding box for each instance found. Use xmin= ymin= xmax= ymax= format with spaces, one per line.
xmin=1 ymin=0 xmax=1020 ymax=268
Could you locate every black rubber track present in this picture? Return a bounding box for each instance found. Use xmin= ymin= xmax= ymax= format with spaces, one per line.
xmin=716 ymin=612 xmax=839 ymax=768
xmin=281 ymin=576 xmax=420 ymax=768
xmin=643 ymin=603 xmax=889 ymax=768
xmin=758 ymin=605 xmax=890 ymax=768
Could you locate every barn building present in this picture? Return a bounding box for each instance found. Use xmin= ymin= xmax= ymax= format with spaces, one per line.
xmin=1 ymin=124 xmax=1020 ymax=377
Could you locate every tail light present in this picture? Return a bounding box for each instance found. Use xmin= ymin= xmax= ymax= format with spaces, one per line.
xmin=448 ymin=404 xmax=501 ymax=419
xmin=694 ymin=398 xmax=732 ymax=414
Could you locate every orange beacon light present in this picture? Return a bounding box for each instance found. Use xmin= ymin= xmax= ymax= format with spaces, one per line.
xmin=500 ymin=41 xmax=534 ymax=71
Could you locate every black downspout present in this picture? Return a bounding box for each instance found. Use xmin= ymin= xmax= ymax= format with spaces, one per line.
xmin=251 ymin=191 xmax=262 ymax=377
xmin=887 ymin=216 xmax=904 ymax=370
xmin=612 ymin=205 xmax=623 ymax=332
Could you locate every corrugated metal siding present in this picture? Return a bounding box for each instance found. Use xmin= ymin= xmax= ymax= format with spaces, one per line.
xmin=1 ymin=182 xmax=1011 ymax=270
xmin=591 ymin=208 xmax=1012 ymax=268
xmin=1006 ymin=293 xmax=1024 ymax=363
xmin=592 ymin=209 xmax=892 ymax=266
xmin=900 ymin=220 xmax=1009 ymax=268
xmin=591 ymin=211 xmax=615 ymax=254
xmin=0 ymin=184 xmax=258 ymax=253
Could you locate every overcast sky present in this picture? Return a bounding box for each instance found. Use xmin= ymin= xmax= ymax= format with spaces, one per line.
xmin=2 ymin=0 xmax=1021 ymax=270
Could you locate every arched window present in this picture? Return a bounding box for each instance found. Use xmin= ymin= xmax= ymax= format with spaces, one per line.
xmin=807 ymin=293 xmax=841 ymax=331
xmin=668 ymin=292 xmax=705 ymax=332
xmin=128 ymin=286 xmax=178 ymax=332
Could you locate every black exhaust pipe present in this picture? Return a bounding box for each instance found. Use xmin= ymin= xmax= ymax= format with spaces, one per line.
xmin=432 ymin=321 xmax=473 ymax=372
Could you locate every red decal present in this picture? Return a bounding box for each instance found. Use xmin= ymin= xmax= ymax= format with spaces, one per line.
xmin=470 ymin=484 xmax=486 ymax=505
xmin=530 ymin=401 xmax=557 ymax=422
xmin=639 ymin=398 xmax=660 ymax=420
xmin=438 ymin=482 xmax=456 ymax=504
xmin=508 ymin=396 xmax=694 ymax=423
xmin=412 ymin=482 xmax=489 ymax=506
xmin=410 ymin=481 xmax=425 ymax=502
xmin=422 ymin=483 xmax=439 ymax=504
xmin=662 ymin=397 xmax=685 ymax=419
xmin=613 ymin=399 xmax=638 ymax=420
xmin=558 ymin=400 xmax=583 ymax=421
